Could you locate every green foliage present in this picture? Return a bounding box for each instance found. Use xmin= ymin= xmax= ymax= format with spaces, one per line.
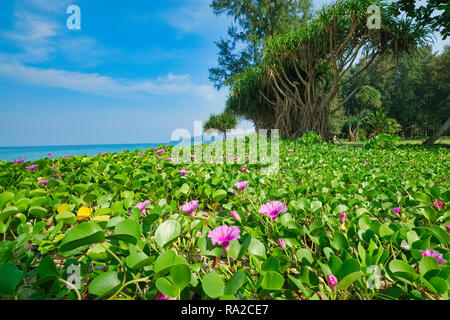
xmin=299 ymin=131 xmax=323 ymax=146
xmin=0 ymin=137 xmax=448 ymax=300
xmin=204 ymin=112 xmax=238 ymax=137
xmin=364 ymin=134 xmax=401 ymax=149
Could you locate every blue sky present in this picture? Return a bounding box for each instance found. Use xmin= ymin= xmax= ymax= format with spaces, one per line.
xmin=0 ymin=0 xmax=448 ymax=147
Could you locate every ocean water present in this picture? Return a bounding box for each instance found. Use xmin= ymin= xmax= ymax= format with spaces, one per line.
xmin=0 ymin=142 xmax=177 ymax=163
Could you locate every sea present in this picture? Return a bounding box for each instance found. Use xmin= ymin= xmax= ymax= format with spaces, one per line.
xmin=0 ymin=142 xmax=177 ymax=163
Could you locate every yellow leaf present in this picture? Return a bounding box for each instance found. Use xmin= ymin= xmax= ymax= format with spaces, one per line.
xmin=92 ymin=215 xmax=110 ymax=222
xmin=57 ymin=203 xmax=71 ymax=213
xmin=77 ymin=206 xmax=92 ymax=221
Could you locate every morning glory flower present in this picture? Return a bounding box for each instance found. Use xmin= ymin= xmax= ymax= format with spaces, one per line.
xmin=420 ymin=248 xmax=446 ymax=265
xmin=208 ymin=225 xmax=240 ymax=251
xmin=135 ymin=200 xmax=150 ymax=215
xmin=339 ymin=212 xmax=346 ymax=223
xmin=178 ymin=170 xmax=189 ymax=177
xmin=241 ymin=167 xmax=248 ymax=172
xmin=327 ymin=275 xmax=338 ymax=290
xmin=392 ymin=207 xmax=401 ymax=215
xmin=48 ymin=153 xmax=53 ymax=158
xmin=446 ymin=225 xmax=450 ymax=234
xmin=278 ymin=238 xmax=286 ymax=249
xmin=230 ymin=210 xmax=240 ymax=221
xmin=430 ymin=201 xmax=443 ymax=208
xmin=180 ymin=200 xmax=199 ymax=217
xmin=38 ymin=177 xmax=54 ymax=188
xmin=14 ymin=158 xmax=25 ymax=164
xmin=259 ymin=201 xmax=287 ymax=222
xmin=365 ymin=162 xmax=372 ymax=166
xmin=289 ymin=149 xmax=294 ymax=152
xmin=155 ymin=149 xmax=165 ymax=155
xmin=26 ymin=164 xmax=38 ymax=172
xmin=234 ymin=181 xmax=249 ymax=191
xmin=154 ymin=292 xmax=176 ymax=300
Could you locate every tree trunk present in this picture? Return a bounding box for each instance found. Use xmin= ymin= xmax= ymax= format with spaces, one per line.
xmin=423 ymin=116 xmax=450 ymax=146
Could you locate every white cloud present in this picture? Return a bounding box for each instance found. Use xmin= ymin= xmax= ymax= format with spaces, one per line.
xmin=0 ymin=58 xmax=226 ymax=102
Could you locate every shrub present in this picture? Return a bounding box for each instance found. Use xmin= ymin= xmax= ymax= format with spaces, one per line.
xmin=364 ymin=133 xmax=401 ymax=149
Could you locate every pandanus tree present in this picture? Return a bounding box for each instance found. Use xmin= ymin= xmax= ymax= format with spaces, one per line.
xmin=204 ymin=112 xmax=238 ymax=140
xmin=225 ymin=0 xmax=431 ymax=140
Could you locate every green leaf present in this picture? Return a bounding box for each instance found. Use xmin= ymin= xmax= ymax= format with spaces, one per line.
xmin=170 ymin=264 xmax=191 ymax=290
xmin=310 ymin=201 xmax=322 ymax=212
xmin=261 ymin=271 xmax=284 ymax=290
xmin=296 ymin=248 xmax=314 ymax=266
xmin=59 ymin=222 xmax=105 ymax=253
xmin=126 ymin=251 xmax=153 ymax=270
xmin=88 ymin=271 xmax=121 ymax=297
xmin=419 ymin=257 xmax=440 ymax=279
xmin=29 ymin=206 xmax=48 ymax=219
xmin=155 ymin=220 xmax=181 ymax=248
xmin=388 ymin=260 xmax=418 ymax=284
xmin=36 ymin=255 xmax=59 ymax=285
xmin=261 ymin=256 xmax=280 ymax=272
xmin=108 ymin=219 xmax=141 ymax=244
xmin=156 ymin=277 xmax=179 ymax=298
xmin=202 ymin=271 xmax=225 ymax=298
xmin=429 ymin=225 xmax=450 ymax=245
xmin=331 ymin=231 xmax=349 ymax=252
xmin=248 ymin=238 xmax=266 ymax=258
xmin=0 ymin=263 xmax=24 ymax=295
xmin=224 ymin=270 xmax=246 ymax=295
xmin=414 ymin=192 xmax=431 ymax=204
xmin=154 ymin=250 xmax=187 ymax=274
xmin=212 ymin=189 xmax=227 ymax=202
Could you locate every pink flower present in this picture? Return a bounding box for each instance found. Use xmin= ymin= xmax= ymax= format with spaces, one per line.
xmin=26 ymin=164 xmax=38 ymax=172
xmin=259 ymin=201 xmax=287 ymax=222
xmin=241 ymin=167 xmax=248 ymax=172
xmin=365 ymin=162 xmax=372 ymax=166
xmin=99 ymin=152 xmax=106 ymax=156
xmin=63 ymin=155 xmax=72 ymax=158
xmin=430 ymin=201 xmax=443 ymax=208
xmin=245 ymin=155 xmax=249 ymax=159
xmin=339 ymin=212 xmax=346 ymax=223
xmin=14 ymin=158 xmax=25 ymax=164
xmin=208 ymin=225 xmax=240 ymax=251
xmin=38 ymin=177 xmax=54 ymax=188
xmin=167 ymin=157 xmax=173 ymax=161
xmin=278 ymin=238 xmax=286 ymax=249
xmin=446 ymin=225 xmax=450 ymax=234
xmin=180 ymin=200 xmax=199 ymax=217
xmin=154 ymin=291 xmax=176 ymax=300
xmin=138 ymin=153 xmax=144 ymax=157
xmin=178 ymin=170 xmax=189 ymax=177
xmin=234 ymin=181 xmax=249 ymax=191
xmin=420 ymin=248 xmax=446 ymax=265
xmin=327 ymin=275 xmax=338 ymax=290
xmin=392 ymin=207 xmax=401 ymax=215
xmin=230 ymin=210 xmax=240 ymax=221
xmin=190 ymin=155 xmax=195 ymax=159
xmin=135 ymin=200 xmax=150 ymax=215
xmin=289 ymin=149 xmax=294 ymax=152
xmin=56 ymin=174 xmax=62 ymax=179
xmin=48 ymin=153 xmax=53 ymax=158
xmin=388 ymin=161 xmax=391 ymax=165
xmin=155 ymin=149 xmax=165 ymax=155
xmin=232 ymin=190 xmax=237 ymax=196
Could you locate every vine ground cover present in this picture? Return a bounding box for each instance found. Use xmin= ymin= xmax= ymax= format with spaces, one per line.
xmin=0 ymin=138 xmax=449 ymax=300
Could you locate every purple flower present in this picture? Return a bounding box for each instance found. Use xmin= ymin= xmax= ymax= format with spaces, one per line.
xmin=327 ymin=275 xmax=338 ymax=290
xmin=446 ymin=225 xmax=450 ymax=234
xmin=420 ymin=248 xmax=446 ymax=265
xmin=14 ymin=158 xmax=25 ymax=164
xmin=392 ymin=207 xmax=401 ymax=215
xmin=278 ymin=238 xmax=286 ymax=249
xmin=138 ymin=153 xmax=144 ymax=157
xmin=26 ymin=164 xmax=38 ymax=172
xmin=167 ymin=157 xmax=173 ymax=161
xmin=259 ymin=201 xmax=287 ymax=222
xmin=339 ymin=212 xmax=346 ymax=223
xmin=365 ymin=162 xmax=372 ymax=166
xmin=155 ymin=149 xmax=165 ymax=155
xmin=48 ymin=153 xmax=53 ymax=158
xmin=230 ymin=210 xmax=240 ymax=221
xmin=289 ymin=149 xmax=294 ymax=152
xmin=154 ymin=291 xmax=176 ymax=300
xmin=208 ymin=225 xmax=240 ymax=251
xmin=56 ymin=174 xmax=62 ymax=179
xmin=135 ymin=200 xmax=150 ymax=215
xmin=431 ymin=201 xmax=443 ymax=208
xmin=99 ymin=152 xmax=106 ymax=156
xmin=180 ymin=200 xmax=199 ymax=217
xmin=38 ymin=177 xmax=54 ymax=188
xmin=241 ymin=167 xmax=248 ymax=172
xmin=234 ymin=181 xmax=249 ymax=191
xmin=178 ymin=170 xmax=189 ymax=177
